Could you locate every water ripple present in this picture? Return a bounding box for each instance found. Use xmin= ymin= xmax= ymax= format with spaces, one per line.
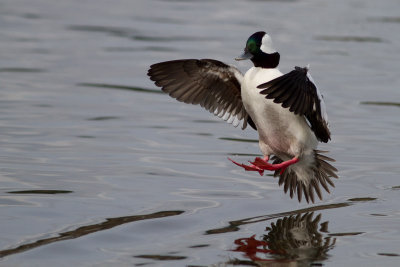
xmin=78 ymin=83 xmax=163 ymax=94
xmin=0 ymin=210 xmax=184 ymax=258
xmin=360 ymin=101 xmax=400 ymax=108
xmin=205 ymin=202 xmax=350 ymax=235
xmin=315 ymin=35 xmax=384 ymax=43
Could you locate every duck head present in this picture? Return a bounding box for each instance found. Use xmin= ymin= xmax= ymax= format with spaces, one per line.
xmin=236 ymin=31 xmax=280 ymax=68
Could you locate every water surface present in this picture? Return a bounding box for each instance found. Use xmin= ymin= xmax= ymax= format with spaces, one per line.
xmin=0 ymin=0 xmax=399 ymax=266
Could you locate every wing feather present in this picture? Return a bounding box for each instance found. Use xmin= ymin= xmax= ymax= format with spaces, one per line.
xmin=148 ymin=59 xmax=255 ymax=130
xmin=258 ymin=66 xmax=331 ymax=142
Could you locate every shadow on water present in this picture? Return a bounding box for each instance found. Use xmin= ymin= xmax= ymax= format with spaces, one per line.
xmin=0 ymin=210 xmax=184 ymax=259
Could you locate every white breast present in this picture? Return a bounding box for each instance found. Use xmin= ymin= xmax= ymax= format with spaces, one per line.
xmin=241 ymin=67 xmax=317 ymax=158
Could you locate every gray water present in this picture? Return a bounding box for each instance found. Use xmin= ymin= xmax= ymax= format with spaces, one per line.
xmin=0 ymin=0 xmax=399 ymax=266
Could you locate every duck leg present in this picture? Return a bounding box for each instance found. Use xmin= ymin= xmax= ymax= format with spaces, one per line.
xmin=228 ymin=156 xmax=299 ymax=175
xmin=228 ymin=156 xmax=268 ymax=176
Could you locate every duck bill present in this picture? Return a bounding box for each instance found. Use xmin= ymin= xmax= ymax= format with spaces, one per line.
xmin=235 ymin=50 xmax=253 ymax=61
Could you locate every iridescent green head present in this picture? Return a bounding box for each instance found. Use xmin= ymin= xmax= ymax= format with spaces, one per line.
xmin=235 ymin=31 xmax=279 ymax=68
xmin=236 ymin=31 xmax=277 ymax=60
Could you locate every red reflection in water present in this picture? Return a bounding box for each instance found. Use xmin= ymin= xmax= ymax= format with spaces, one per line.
xmin=232 ymin=235 xmax=283 ymax=262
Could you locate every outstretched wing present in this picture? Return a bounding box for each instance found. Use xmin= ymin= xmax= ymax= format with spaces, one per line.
xmin=148 ymin=59 xmax=254 ymax=129
xmin=257 ymin=66 xmax=330 ymax=142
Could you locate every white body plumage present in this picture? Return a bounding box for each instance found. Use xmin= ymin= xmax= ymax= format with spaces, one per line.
xmin=241 ymin=66 xmax=318 ymax=184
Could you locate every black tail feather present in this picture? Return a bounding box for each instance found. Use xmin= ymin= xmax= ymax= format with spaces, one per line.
xmin=272 ymin=150 xmax=338 ymax=203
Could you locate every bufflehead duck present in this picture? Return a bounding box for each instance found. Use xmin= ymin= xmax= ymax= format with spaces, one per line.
xmin=148 ymin=31 xmax=338 ymax=203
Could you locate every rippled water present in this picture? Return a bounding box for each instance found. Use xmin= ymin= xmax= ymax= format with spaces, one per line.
xmin=1 ymin=0 xmax=399 ymax=266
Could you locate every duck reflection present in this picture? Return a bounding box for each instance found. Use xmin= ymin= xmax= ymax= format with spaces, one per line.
xmin=231 ymin=212 xmax=335 ymax=266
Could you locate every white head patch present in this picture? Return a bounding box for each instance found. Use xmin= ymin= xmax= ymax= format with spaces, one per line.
xmin=260 ymin=33 xmax=276 ymax=54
